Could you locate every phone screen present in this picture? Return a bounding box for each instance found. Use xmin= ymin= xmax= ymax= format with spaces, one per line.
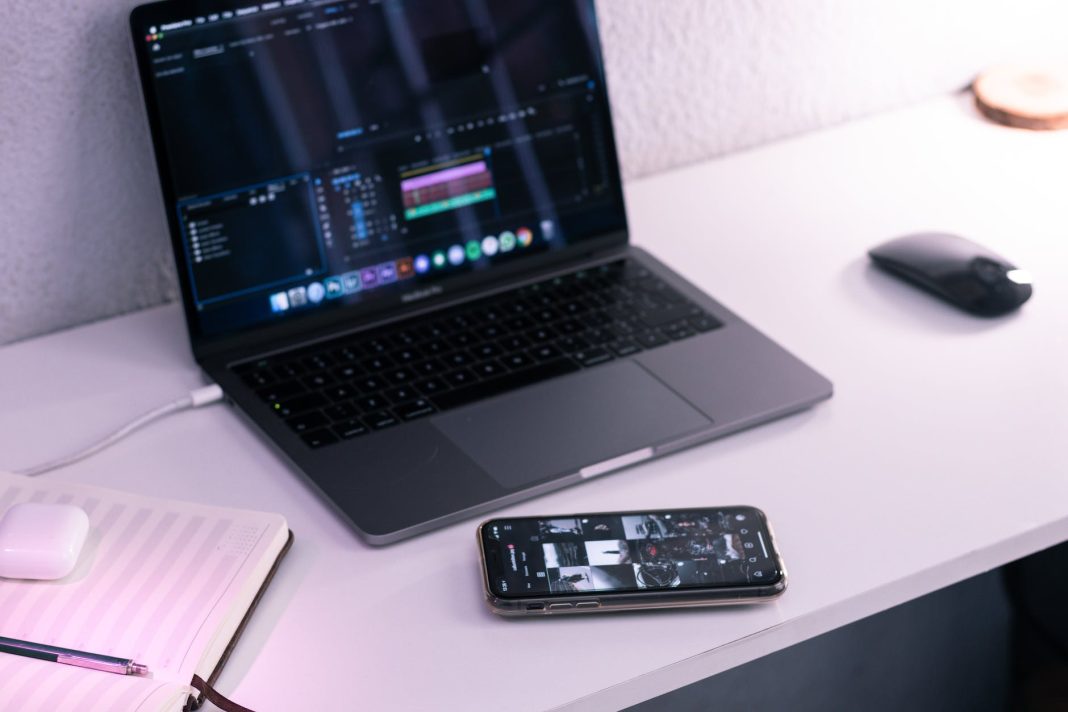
xmin=482 ymin=507 xmax=782 ymax=598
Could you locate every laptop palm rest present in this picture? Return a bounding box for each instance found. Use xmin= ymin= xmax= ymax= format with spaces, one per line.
xmin=432 ymin=360 xmax=712 ymax=490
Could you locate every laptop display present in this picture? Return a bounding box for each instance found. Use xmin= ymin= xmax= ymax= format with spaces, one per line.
xmin=134 ymin=0 xmax=626 ymax=337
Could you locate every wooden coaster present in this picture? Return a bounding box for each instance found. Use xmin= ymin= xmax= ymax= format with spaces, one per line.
xmin=973 ymin=65 xmax=1068 ymax=130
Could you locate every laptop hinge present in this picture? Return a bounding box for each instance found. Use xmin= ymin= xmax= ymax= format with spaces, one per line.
xmin=195 ymin=240 xmax=631 ymax=368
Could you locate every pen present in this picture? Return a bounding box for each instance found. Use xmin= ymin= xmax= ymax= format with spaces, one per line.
xmin=0 ymin=636 xmax=150 ymax=676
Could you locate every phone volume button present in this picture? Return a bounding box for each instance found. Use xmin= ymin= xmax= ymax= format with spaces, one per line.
xmin=576 ymin=601 xmax=599 ymax=609
xmin=548 ymin=603 xmax=573 ymax=610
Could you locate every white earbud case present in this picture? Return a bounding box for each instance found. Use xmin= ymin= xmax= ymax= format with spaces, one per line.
xmin=0 ymin=502 xmax=90 ymax=580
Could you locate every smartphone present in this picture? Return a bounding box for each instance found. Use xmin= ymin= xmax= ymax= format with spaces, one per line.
xmin=478 ymin=506 xmax=786 ymax=615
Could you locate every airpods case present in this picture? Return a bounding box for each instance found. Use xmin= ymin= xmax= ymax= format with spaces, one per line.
xmin=0 ymin=502 xmax=90 ymax=580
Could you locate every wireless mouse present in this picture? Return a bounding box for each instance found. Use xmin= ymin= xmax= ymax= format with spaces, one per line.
xmin=868 ymin=232 xmax=1033 ymax=316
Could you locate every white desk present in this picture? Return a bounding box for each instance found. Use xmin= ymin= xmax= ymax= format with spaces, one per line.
xmin=2 ymin=93 xmax=1067 ymax=711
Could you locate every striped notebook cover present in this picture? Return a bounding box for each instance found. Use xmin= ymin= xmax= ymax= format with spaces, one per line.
xmin=0 ymin=472 xmax=290 ymax=711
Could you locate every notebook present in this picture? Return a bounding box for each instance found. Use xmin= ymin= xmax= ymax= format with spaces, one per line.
xmin=0 ymin=471 xmax=291 ymax=711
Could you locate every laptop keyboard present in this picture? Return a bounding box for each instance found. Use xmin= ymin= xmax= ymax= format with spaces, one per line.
xmin=233 ymin=259 xmax=722 ymax=449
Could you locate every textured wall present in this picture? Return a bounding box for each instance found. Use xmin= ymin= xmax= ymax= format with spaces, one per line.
xmin=1 ymin=0 xmax=1067 ymax=345
xmin=597 ymin=0 xmax=1068 ymax=178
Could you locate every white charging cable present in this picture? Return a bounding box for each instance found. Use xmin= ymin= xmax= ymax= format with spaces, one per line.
xmin=14 ymin=385 xmax=224 ymax=477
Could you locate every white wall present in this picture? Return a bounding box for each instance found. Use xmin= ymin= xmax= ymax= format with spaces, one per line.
xmin=598 ymin=0 xmax=1068 ymax=177
xmin=1 ymin=0 xmax=1066 ymax=345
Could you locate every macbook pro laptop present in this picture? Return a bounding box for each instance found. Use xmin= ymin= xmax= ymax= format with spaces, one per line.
xmin=130 ymin=0 xmax=832 ymax=544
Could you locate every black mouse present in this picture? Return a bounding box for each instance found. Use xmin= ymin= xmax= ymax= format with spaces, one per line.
xmin=869 ymin=232 xmax=1033 ymax=316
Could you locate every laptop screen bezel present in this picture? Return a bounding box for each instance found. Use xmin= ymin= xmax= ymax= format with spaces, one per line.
xmin=129 ymin=0 xmax=630 ymax=361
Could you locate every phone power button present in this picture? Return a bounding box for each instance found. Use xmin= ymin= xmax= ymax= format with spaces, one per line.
xmin=576 ymin=601 xmax=599 ymax=609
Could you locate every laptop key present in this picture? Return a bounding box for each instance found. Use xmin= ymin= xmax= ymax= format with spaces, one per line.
xmin=421 ymin=340 xmax=449 ymax=356
xmin=324 ymin=384 xmax=356 ymax=402
xmin=448 ymin=332 xmax=479 ymax=349
xmin=301 ymin=372 xmax=335 ymax=390
xmin=272 ymin=362 xmax=305 ymax=380
xmin=527 ymin=326 xmax=558 ymax=343
xmin=392 ymin=330 xmax=420 ymax=347
xmin=689 ymin=314 xmax=722 ymax=332
xmin=447 ymin=314 xmax=477 ymax=331
xmin=332 ymin=346 xmax=363 ymax=362
xmin=475 ymin=342 xmax=502 ymax=359
xmin=386 ymin=368 xmax=415 ymax=384
xmin=301 ymin=354 xmax=334 ymax=371
xmin=557 ymin=336 xmax=591 ymax=353
xmin=573 ymin=348 xmax=613 ymax=367
xmin=637 ymin=304 xmax=695 ymax=328
xmin=355 ymin=375 xmax=385 ymax=393
xmin=477 ymin=306 xmax=505 ymax=322
xmin=256 ymin=380 xmax=306 ymax=402
xmin=362 ymin=355 xmax=394 ymax=372
xmin=533 ymin=308 xmax=561 ymax=323
xmin=582 ymin=293 xmax=610 ymax=309
xmin=363 ymin=411 xmax=399 ymax=430
xmin=414 ymin=358 xmax=444 ymax=375
xmin=499 ymin=334 xmax=531 ymax=352
xmin=474 ymin=360 xmax=505 ymax=378
xmin=332 ymin=364 xmax=363 ymax=381
xmin=445 ymin=350 xmax=474 ymax=368
xmin=394 ymin=347 xmax=422 ymax=363
xmin=324 ymin=403 xmax=359 ymax=422
xmin=607 ymin=340 xmax=642 ymax=357
xmin=415 ymin=377 xmax=450 ymax=396
xmin=663 ymin=321 xmax=696 ymax=341
xmin=560 ymin=301 xmax=587 ymax=316
xmin=581 ymin=310 xmax=612 ymax=327
xmin=634 ymin=330 xmax=669 ymax=349
xmin=530 ymin=344 xmax=563 ymax=361
xmin=503 ymin=352 xmax=533 ymax=370
xmin=446 ymin=368 xmax=477 ymax=387
xmin=504 ymin=316 xmax=534 ymax=331
xmin=331 ymin=419 xmax=369 ymax=440
xmin=394 ymin=399 xmax=436 ymax=421
xmin=556 ymin=319 xmax=584 ymax=335
xmin=272 ymin=392 xmax=328 ymax=417
xmin=432 ymin=359 xmax=581 ymax=410
xmin=385 ymin=385 xmax=418 ymax=403
xmin=363 ymin=338 xmax=392 ymax=354
xmin=583 ymin=328 xmax=613 ymax=345
xmin=301 ymin=429 xmax=339 ymax=449
xmin=415 ymin=322 xmax=451 ymax=340
xmin=503 ymin=300 xmax=531 ymax=316
xmin=355 ymin=395 xmax=390 ymax=412
xmin=287 ymin=411 xmax=328 ymax=433
xmin=603 ymin=321 xmax=636 ymax=337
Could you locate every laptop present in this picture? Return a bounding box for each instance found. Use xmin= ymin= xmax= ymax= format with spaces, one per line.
xmin=130 ymin=0 xmax=832 ymax=545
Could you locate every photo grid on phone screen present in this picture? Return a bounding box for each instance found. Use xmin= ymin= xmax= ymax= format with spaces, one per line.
xmin=537 ymin=511 xmax=766 ymax=593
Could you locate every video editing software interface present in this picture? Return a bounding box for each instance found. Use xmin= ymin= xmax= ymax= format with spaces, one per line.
xmin=139 ymin=0 xmax=624 ymax=336
xmin=484 ymin=509 xmax=782 ymax=598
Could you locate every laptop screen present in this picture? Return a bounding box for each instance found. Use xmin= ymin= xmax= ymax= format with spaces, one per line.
xmin=133 ymin=0 xmax=625 ymax=338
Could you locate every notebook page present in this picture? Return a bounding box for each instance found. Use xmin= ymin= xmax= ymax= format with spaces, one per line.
xmin=0 ymin=651 xmax=191 ymax=711
xmin=0 ymin=472 xmax=288 ymax=685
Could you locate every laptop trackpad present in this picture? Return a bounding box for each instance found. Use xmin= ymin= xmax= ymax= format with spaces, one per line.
xmin=432 ymin=360 xmax=711 ymax=490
